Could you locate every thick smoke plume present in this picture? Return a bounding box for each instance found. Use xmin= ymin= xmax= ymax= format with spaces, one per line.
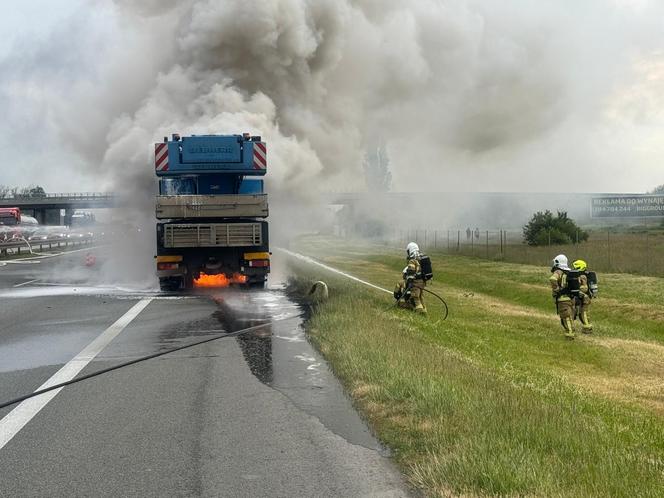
xmin=3 ymin=0 xmax=664 ymax=196
xmin=1 ymin=0 xmax=664 ymax=284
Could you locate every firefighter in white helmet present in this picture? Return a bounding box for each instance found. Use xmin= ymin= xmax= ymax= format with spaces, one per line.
xmin=549 ymin=254 xmax=576 ymax=339
xmin=394 ymin=242 xmax=427 ymax=313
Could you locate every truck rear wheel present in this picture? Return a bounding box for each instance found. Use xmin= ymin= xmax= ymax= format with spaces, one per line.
xmin=159 ymin=277 xmax=182 ymax=292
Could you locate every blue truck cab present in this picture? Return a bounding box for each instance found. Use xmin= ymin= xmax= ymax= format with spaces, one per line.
xmin=155 ymin=133 xmax=270 ymax=290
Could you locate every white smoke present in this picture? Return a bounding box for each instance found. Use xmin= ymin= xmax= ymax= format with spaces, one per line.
xmin=3 ymin=0 xmax=664 ymax=197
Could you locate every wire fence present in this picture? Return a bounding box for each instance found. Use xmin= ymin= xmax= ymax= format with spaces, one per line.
xmin=386 ymin=227 xmax=664 ymax=277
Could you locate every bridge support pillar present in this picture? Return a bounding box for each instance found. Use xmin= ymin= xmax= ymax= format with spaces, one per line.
xmin=44 ymin=209 xmax=61 ymax=225
xmin=64 ymin=209 xmax=75 ymax=227
xmin=33 ymin=209 xmax=46 ymax=225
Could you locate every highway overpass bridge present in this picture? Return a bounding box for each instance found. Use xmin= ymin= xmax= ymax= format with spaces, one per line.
xmin=0 ymin=193 xmax=116 ymax=224
xmin=0 ymin=191 xmax=638 ymax=227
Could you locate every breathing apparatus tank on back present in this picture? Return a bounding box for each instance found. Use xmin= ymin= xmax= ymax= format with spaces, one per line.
xmin=418 ymin=254 xmax=433 ymax=281
xmin=587 ymin=271 xmax=598 ymax=297
xmin=564 ymin=270 xmax=581 ymax=298
xmin=405 ymin=242 xmax=433 ymax=281
xmin=552 ymin=254 xmax=579 ymax=298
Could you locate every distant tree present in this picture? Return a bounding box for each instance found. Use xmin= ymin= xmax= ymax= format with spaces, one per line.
xmin=649 ymin=184 xmax=664 ymax=194
xmin=523 ymin=210 xmax=588 ymax=246
xmin=0 ymin=185 xmax=10 ymax=199
xmin=28 ymin=185 xmax=46 ymax=197
xmin=363 ymin=142 xmax=392 ymax=193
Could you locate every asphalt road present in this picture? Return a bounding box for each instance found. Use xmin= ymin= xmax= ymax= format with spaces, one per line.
xmin=0 ymin=248 xmax=412 ymax=497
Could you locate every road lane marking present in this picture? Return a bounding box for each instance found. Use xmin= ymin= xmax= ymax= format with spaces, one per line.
xmin=0 ymin=297 xmax=153 ymax=451
xmin=12 ymin=279 xmax=39 ymax=288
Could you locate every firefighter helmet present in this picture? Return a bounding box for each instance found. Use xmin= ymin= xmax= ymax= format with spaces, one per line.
xmin=406 ymin=242 xmax=420 ymax=259
xmin=552 ymin=254 xmax=569 ymax=270
xmin=572 ymin=259 xmax=587 ymax=271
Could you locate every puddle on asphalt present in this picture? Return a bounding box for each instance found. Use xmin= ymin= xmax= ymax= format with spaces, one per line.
xmin=0 ymin=329 xmax=95 ymax=373
xmin=210 ymin=288 xmax=388 ymax=454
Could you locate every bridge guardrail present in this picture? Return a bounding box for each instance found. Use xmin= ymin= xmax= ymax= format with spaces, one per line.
xmin=0 ymin=192 xmax=116 ymax=201
xmin=0 ymin=236 xmax=94 ymax=257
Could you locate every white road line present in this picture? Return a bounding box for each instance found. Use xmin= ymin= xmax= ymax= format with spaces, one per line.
xmin=0 ymin=297 xmax=153 ymax=451
xmin=275 ymin=248 xmax=392 ymax=295
xmin=12 ymin=279 xmax=39 ymax=288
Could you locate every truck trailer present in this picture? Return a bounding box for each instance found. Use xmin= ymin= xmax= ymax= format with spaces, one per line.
xmin=155 ymin=133 xmax=270 ymax=290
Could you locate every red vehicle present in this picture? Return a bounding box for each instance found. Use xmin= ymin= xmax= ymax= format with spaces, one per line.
xmin=0 ymin=208 xmax=21 ymax=226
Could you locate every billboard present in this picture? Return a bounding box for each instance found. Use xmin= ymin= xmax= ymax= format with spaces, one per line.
xmin=591 ymin=195 xmax=664 ymax=218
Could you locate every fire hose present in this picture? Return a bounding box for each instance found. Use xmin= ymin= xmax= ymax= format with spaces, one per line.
xmin=0 ymin=316 xmax=299 ymax=411
xmin=395 ymin=285 xmax=449 ymax=321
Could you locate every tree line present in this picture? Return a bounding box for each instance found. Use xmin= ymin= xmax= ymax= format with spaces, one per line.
xmin=0 ymin=185 xmax=46 ymax=199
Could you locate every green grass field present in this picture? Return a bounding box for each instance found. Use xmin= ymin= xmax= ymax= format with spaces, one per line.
xmin=285 ymin=236 xmax=664 ymax=497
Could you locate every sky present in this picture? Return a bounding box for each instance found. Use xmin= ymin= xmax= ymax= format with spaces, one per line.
xmin=0 ymin=0 xmax=663 ymax=195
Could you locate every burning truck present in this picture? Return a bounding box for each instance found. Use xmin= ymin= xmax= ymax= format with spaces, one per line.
xmin=154 ymin=133 xmax=270 ymax=290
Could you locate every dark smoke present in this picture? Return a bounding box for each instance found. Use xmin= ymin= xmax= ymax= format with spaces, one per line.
xmin=0 ymin=0 xmax=662 ymax=283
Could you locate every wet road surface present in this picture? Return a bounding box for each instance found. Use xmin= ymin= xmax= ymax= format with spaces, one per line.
xmin=0 ymin=249 xmax=411 ymax=497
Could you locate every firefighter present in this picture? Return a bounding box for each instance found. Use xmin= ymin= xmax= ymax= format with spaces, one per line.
xmin=572 ymin=259 xmax=593 ymax=333
xmin=549 ymin=254 xmax=575 ymax=339
xmin=394 ymin=242 xmax=427 ymax=314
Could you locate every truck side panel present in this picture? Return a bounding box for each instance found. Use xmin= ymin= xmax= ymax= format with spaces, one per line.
xmin=156 ymin=195 xmax=268 ymax=220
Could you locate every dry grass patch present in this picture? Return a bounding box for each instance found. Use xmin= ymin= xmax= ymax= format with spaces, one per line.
xmin=456 ymin=291 xmax=551 ymax=320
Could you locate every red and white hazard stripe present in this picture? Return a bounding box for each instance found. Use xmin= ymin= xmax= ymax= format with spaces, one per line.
xmin=155 ymin=143 xmax=169 ymax=172
xmin=253 ymin=142 xmax=267 ymax=170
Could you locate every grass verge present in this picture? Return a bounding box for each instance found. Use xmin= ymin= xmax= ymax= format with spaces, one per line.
xmin=285 ymin=237 xmax=664 ymax=497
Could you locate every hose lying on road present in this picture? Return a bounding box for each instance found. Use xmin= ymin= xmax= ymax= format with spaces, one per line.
xmin=0 ymin=316 xmax=300 ymax=411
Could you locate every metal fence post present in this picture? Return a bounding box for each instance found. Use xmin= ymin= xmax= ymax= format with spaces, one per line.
xmin=643 ymin=218 xmax=649 ymax=273
xmin=457 ymin=230 xmax=460 ymax=252
xmin=434 ymin=230 xmax=437 ymax=249
xmin=486 ymin=230 xmax=489 ymax=258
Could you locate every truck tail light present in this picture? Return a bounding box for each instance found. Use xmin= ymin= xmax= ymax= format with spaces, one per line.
xmin=157 ymin=262 xmax=179 ymax=271
xmin=248 ymin=259 xmax=270 ymax=268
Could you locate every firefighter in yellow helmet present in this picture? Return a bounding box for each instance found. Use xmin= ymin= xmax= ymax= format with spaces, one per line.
xmin=394 ymin=242 xmax=427 ymax=313
xmin=572 ymin=259 xmax=593 ymax=333
xmin=549 ymin=254 xmax=576 ymax=339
